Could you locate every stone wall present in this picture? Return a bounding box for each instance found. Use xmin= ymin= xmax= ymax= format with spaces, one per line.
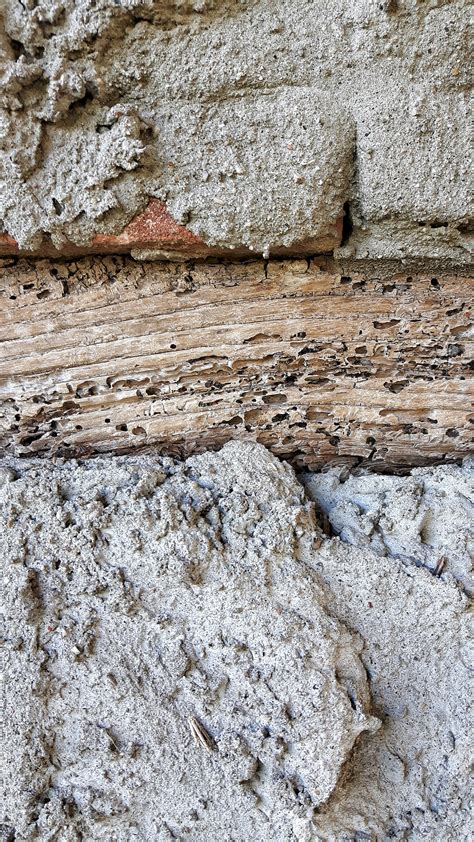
xmin=0 ymin=0 xmax=471 ymax=263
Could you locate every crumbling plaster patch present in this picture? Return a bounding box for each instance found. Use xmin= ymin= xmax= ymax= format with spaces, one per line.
xmin=1 ymin=443 xmax=472 ymax=840
xmin=2 ymin=443 xmax=379 ymax=840
xmin=301 ymin=458 xmax=474 ymax=596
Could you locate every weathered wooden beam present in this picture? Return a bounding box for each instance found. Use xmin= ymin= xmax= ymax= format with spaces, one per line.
xmin=0 ymin=256 xmax=471 ymax=470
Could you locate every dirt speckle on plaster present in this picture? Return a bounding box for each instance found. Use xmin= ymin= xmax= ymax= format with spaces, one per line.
xmin=1 ymin=442 xmax=472 ymax=840
xmin=0 ymin=0 xmax=471 ymax=259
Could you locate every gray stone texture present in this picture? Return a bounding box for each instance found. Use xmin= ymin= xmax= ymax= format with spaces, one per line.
xmin=0 ymin=0 xmax=471 ymax=259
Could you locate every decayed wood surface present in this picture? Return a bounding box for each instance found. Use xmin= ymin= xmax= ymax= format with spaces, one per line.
xmin=0 ymin=255 xmax=472 ymax=470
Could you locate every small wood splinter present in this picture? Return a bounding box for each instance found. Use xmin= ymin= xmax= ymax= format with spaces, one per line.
xmin=188 ymin=716 xmax=215 ymax=752
xmin=434 ymin=556 xmax=447 ymax=577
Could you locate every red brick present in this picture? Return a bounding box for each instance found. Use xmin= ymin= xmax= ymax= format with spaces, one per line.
xmin=0 ymin=200 xmax=343 ymax=259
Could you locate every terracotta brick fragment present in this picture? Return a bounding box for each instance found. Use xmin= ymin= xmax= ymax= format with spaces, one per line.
xmin=0 ymin=200 xmax=343 ymax=260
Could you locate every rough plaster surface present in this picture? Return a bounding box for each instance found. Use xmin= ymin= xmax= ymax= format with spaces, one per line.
xmin=1 ymin=443 xmax=380 ymax=841
xmin=0 ymin=0 xmax=471 ymax=259
xmin=1 ymin=443 xmax=472 ymax=840
xmin=301 ymin=459 xmax=474 ymax=596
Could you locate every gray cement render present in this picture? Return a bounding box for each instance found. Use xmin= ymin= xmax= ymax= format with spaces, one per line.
xmin=1 ymin=443 xmax=472 ymax=840
xmin=301 ymin=458 xmax=474 ymax=596
xmin=0 ymin=0 xmax=471 ymax=260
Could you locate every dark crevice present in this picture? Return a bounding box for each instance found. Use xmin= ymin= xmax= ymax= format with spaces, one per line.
xmin=67 ymin=87 xmax=95 ymax=112
xmin=340 ymin=202 xmax=353 ymax=246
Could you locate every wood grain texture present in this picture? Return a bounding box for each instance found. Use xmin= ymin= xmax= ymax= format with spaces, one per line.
xmin=0 ymin=255 xmax=472 ymax=470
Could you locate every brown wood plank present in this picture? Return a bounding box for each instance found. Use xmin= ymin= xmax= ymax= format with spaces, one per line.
xmin=0 ymin=256 xmax=472 ymax=470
